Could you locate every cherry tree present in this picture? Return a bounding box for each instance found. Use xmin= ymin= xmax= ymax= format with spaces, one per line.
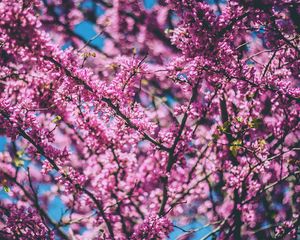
xmin=0 ymin=0 xmax=299 ymax=239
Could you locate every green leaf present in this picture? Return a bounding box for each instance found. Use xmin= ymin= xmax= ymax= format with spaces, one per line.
xmin=51 ymin=115 xmax=62 ymax=124
xmin=212 ymin=134 xmax=219 ymax=142
xmin=249 ymin=118 xmax=262 ymax=129
xmin=13 ymin=157 xmax=24 ymax=167
xmin=3 ymin=185 xmax=10 ymax=193
xmin=230 ymin=146 xmax=238 ymax=157
xmin=217 ymin=121 xmax=231 ymax=133
xmin=223 ymin=121 xmax=231 ymax=129
xmin=229 ymin=139 xmax=242 ymax=157
xmin=16 ymin=149 xmax=24 ymax=158
xmin=232 ymin=139 xmax=242 ymax=146
xmin=258 ymin=139 xmax=266 ymax=147
xmin=236 ymin=116 xmax=243 ymax=123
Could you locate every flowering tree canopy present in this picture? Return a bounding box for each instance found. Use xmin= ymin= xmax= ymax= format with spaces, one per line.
xmin=0 ymin=0 xmax=299 ymax=239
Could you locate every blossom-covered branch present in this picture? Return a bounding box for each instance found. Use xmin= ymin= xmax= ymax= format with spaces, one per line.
xmin=0 ymin=0 xmax=299 ymax=239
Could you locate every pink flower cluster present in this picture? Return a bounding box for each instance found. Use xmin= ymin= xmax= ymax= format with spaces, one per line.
xmin=132 ymin=214 xmax=173 ymax=239
xmin=0 ymin=204 xmax=54 ymax=240
xmin=0 ymin=0 xmax=299 ymax=239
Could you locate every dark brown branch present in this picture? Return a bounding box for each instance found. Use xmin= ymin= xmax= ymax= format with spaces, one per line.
xmin=158 ymin=79 xmax=200 ymax=216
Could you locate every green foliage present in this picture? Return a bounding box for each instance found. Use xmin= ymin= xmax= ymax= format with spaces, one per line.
xmin=13 ymin=149 xmax=25 ymax=167
xmin=229 ymin=139 xmax=242 ymax=157
xmin=248 ymin=118 xmax=262 ymax=129
xmin=218 ymin=121 xmax=231 ymax=133
xmin=51 ymin=115 xmax=62 ymax=124
xmin=3 ymin=185 xmax=10 ymax=193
